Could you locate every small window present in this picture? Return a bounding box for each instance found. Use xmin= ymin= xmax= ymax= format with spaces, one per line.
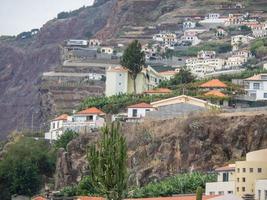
xmin=243 ymin=177 xmax=246 ymax=182
xmin=264 ymin=93 xmax=267 ymax=98
xmin=237 ymin=168 xmax=240 ymax=173
xmin=237 ymin=178 xmax=240 ymax=182
xmin=209 ymin=192 xmax=215 ymax=195
xmin=145 ymin=109 xmax=150 ymax=112
xmin=242 ymin=187 xmax=246 ymax=192
xmin=258 ymin=168 xmax=262 ymax=173
xmin=228 ymin=191 xmax=233 ymax=194
xmin=218 ymin=191 xmax=224 ymax=195
xmin=250 ymin=168 xmax=253 ymax=173
xmin=237 ymin=187 xmax=239 ymax=192
xmin=132 ymin=109 xmax=138 ymax=117
xmin=243 ymin=168 xmax=246 ymax=173
xmin=86 ymin=115 xmax=93 ymax=121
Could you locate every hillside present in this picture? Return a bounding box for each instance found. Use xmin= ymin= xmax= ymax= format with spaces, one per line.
xmin=1 ymin=0 xmax=267 ymax=138
xmin=54 ymin=112 xmax=267 ymax=189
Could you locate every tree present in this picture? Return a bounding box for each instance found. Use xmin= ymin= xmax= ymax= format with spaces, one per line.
xmin=87 ymin=123 xmax=128 ymax=200
xmin=170 ymin=67 xmax=195 ymax=85
xmin=0 ymin=137 xmax=56 ymax=199
xmin=121 ymin=40 xmax=146 ymax=94
xmin=196 ymin=187 xmax=203 ymax=200
xmin=54 ymin=129 xmax=78 ymax=150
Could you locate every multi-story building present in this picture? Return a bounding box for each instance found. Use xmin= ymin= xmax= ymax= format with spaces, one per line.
xmin=205 ymin=149 xmax=267 ymax=199
xmin=186 ymin=57 xmax=225 ymax=78
xmin=183 ymin=20 xmax=196 ymax=30
xmin=89 ymin=39 xmax=101 ymax=47
xmin=235 ymin=149 xmax=267 ymax=197
xmin=226 ymin=14 xmax=244 ymax=26
xmin=105 ymin=66 xmax=163 ymax=96
xmin=243 ymin=74 xmax=267 ymax=101
xmin=153 ymin=33 xmax=177 ymax=45
xmin=206 ymin=164 xmax=236 ymax=196
xmin=251 ymin=23 xmax=267 ymax=38
xmin=45 ymin=114 xmax=69 ymax=141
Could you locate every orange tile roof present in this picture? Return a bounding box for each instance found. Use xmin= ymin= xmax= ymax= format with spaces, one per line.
xmin=77 ymin=107 xmax=105 ymax=115
xmin=128 ymin=102 xmax=154 ymax=108
xmin=76 ymin=197 xmax=105 ymax=200
xmin=204 ymin=90 xmax=227 ymax=98
xmin=54 ymin=114 xmax=69 ymax=121
xmin=145 ymin=88 xmax=172 ymax=94
xmin=126 ymin=195 xmax=218 ymax=200
xmin=32 ymin=196 xmax=47 ymax=200
xmin=215 ymin=165 xmax=235 ymax=172
xmin=200 ymin=79 xmax=227 ymax=88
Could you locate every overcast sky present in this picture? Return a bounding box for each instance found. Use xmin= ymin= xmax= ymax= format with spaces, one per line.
xmin=0 ymin=0 xmax=94 ymax=36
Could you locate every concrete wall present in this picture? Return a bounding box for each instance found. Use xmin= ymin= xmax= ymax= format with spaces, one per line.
xmin=206 ymin=181 xmax=235 ymax=196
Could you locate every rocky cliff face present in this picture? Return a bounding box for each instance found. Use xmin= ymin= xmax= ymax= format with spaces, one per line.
xmin=54 ymin=113 xmax=267 ymax=189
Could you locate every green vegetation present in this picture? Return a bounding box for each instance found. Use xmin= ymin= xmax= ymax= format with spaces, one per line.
xmin=87 ymin=124 xmax=128 ymax=200
xmin=0 ymin=137 xmax=56 ymax=199
xmin=159 ymin=68 xmax=195 ymax=88
xmin=129 ymin=172 xmax=216 ymax=198
xmin=121 ymin=40 xmax=146 ymax=93
xmin=54 ymin=130 xmax=79 ymax=150
xmin=57 ymin=6 xmax=86 ymax=19
xmin=196 ymin=186 xmax=203 ymax=200
xmin=164 ymin=41 xmax=232 ymax=57
xmin=80 ymin=93 xmax=175 ymax=114
xmin=250 ymin=38 xmax=267 ymax=58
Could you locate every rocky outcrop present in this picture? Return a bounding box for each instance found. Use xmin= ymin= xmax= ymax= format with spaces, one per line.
xmin=54 ymin=113 xmax=267 ymax=189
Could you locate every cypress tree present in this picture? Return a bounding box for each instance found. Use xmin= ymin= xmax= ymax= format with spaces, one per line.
xmin=87 ymin=123 xmax=127 ymax=200
xmin=196 ymin=186 xmax=203 ymax=200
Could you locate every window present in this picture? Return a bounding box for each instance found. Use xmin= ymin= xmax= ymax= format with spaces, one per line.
xmin=219 ymin=191 xmax=224 ymax=195
xmin=209 ymin=192 xmax=215 ymax=195
xmin=259 ymin=190 xmax=261 ymax=199
xmin=86 ymin=115 xmax=93 ymax=121
xmin=237 ymin=168 xmax=240 ymax=173
xmin=242 ymin=177 xmax=246 ymax=182
xmin=237 ymin=178 xmax=240 ymax=182
xmin=145 ymin=109 xmax=150 ymax=112
xmin=52 ymin=122 xmax=55 ymax=129
xmin=223 ymin=172 xmax=229 ymax=182
xmin=243 ymin=168 xmax=246 ymax=173
xmin=258 ymin=168 xmax=262 ymax=173
xmin=250 ymin=168 xmax=253 ymax=173
xmin=242 ymin=187 xmax=246 ymax=192
xmin=264 ymin=190 xmax=267 ymax=200
xmin=253 ymin=83 xmax=260 ymax=89
xmin=264 ymin=93 xmax=267 ymax=98
xmin=132 ymin=109 xmax=138 ymax=117
xmin=228 ymin=191 xmax=233 ymax=194
xmin=237 ymin=187 xmax=239 ymax=192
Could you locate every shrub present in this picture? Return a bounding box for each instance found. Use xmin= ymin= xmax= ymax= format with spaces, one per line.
xmin=54 ymin=130 xmax=79 ymax=150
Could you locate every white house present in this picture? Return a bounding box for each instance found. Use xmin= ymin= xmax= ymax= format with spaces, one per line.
xmin=127 ymin=102 xmax=155 ymax=121
xmin=181 ymin=30 xmax=201 ymax=46
xmin=152 ymin=33 xmax=177 ymax=45
xmin=243 ymin=74 xmax=267 ymax=101
xmin=206 ymin=164 xmax=236 ymax=196
xmin=100 ymin=47 xmax=114 ymax=54
xmin=45 ymin=107 xmax=105 ymax=141
xmin=255 ymin=180 xmax=267 ymax=200
xmin=89 ymin=39 xmax=101 ymax=47
xmin=183 ymin=20 xmax=196 ymax=30
xmin=45 ymin=114 xmax=69 ymax=141
xmin=199 ymin=13 xmax=228 ymax=27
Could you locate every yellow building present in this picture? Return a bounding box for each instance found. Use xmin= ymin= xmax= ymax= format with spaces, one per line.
xmin=105 ymin=66 xmax=163 ymax=96
xmin=235 ymin=149 xmax=267 ymax=197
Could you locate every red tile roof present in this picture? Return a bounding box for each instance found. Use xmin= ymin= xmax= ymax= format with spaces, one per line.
xmin=159 ymin=70 xmax=178 ymax=75
xmin=54 ymin=114 xmax=69 ymax=121
xmin=245 ymin=74 xmax=267 ymax=81
xmin=76 ymin=197 xmax=105 ymax=200
xmin=128 ymin=102 xmax=154 ymax=108
xmin=200 ymin=79 xmax=227 ymax=88
xmin=145 ymin=88 xmax=172 ymax=94
xmin=32 ymin=196 xmax=47 ymax=200
xmin=108 ymin=66 xmax=128 ymax=72
xmin=127 ymin=195 xmax=218 ymax=200
xmin=204 ymin=90 xmax=227 ymax=98
xmin=77 ymin=107 xmax=105 ymax=115
xmin=215 ymin=165 xmax=235 ymax=172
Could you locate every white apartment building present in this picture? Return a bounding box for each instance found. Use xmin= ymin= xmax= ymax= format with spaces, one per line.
xmin=89 ymin=39 xmax=101 ymax=47
xmin=100 ymin=47 xmax=114 ymax=54
xmin=186 ymin=57 xmax=225 ymax=78
xmin=153 ymin=33 xmax=177 ymax=45
xmin=252 ymin=23 xmax=267 ymax=38
xmin=226 ymin=56 xmax=247 ymax=68
xmin=183 ymin=21 xmax=196 ymax=30
xmin=243 ymin=74 xmax=267 ymax=101
xmin=206 ymin=164 xmax=236 ymax=196
xmin=105 ymin=66 xmax=163 ymax=96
